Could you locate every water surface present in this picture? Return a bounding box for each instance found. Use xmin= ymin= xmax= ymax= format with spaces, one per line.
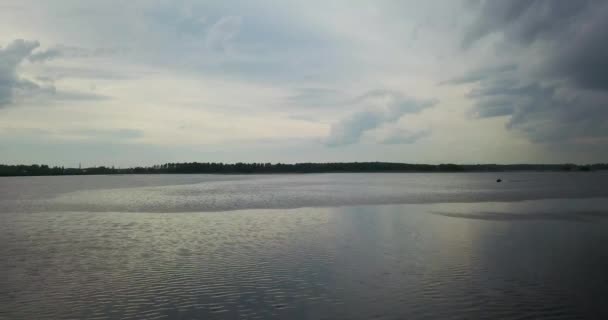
xmin=1 ymin=173 xmax=608 ymax=319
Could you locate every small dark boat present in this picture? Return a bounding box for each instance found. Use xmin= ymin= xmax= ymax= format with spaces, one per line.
xmin=496 ymin=178 xmax=502 ymax=183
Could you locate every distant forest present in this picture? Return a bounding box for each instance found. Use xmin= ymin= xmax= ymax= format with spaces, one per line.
xmin=1 ymin=162 xmax=606 ymax=177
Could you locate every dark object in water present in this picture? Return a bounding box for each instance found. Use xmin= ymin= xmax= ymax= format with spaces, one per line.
xmin=496 ymin=178 xmax=502 ymax=183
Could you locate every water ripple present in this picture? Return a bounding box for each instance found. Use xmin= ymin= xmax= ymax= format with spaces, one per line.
xmin=2 ymin=175 xmax=608 ymax=319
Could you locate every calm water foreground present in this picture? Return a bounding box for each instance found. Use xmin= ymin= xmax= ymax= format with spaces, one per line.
xmin=1 ymin=173 xmax=608 ymax=319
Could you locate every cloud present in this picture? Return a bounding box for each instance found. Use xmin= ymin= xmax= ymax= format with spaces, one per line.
xmin=35 ymin=66 xmax=128 ymax=80
xmin=6 ymin=0 xmax=607 ymax=164
xmin=457 ymin=0 xmax=608 ymax=146
xmin=1 ymin=39 xmax=112 ymax=108
xmin=0 ymin=39 xmax=40 ymax=107
xmin=29 ymin=45 xmax=122 ymax=62
xmin=205 ymin=16 xmax=242 ymax=54
xmin=326 ymin=90 xmax=436 ymax=146
xmin=72 ymin=128 xmax=143 ymax=140
xmin=1 ymin=127 xmax=142 ymax=142
xmin=28 ymin=47 xmax=62 ymax=62
xmin=379 ymin=128 xmax=431 ymax=145
xmin=287 ymin=88 xmax=346 ymax=109
xmin=469 ymin=79 xmax=608 ymax=143
xmin=48 ymin=89 xmax=110 ymax=102
xmin=464 ymin=0 xmax=608 ymax=90
xmin=440 ymin=64 xmax=517 ymax=85
xmin=462 ymin=1 xmax=594 ymax=48
xmin=551 ymin=5 xmax=608 ymax=90
xmin=326 ymin=110 xmax=388 ymax=146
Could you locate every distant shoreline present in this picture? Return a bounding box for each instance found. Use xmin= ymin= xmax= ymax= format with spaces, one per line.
xmin=1 ymin=162 xmax=605 ymax=177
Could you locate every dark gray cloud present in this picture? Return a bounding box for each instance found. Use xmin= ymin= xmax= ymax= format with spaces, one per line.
xmin=468 ymin=79 xmax=608 ymax=143
xmin=464 ymin=0 xmax=608 ymax=89
xmin=552 ymin=6 xmax=608 ymax=90
xmin=1 ymin=39 xmax=111 ymax=108
xmin=326 ymin=90 xmax=435 ymax=146
xmin=460 ymin=0 xmax=608 ymax=145
xmin=0 ymin=39 xmax=40 ymax=107
xmin=462 ymin=0 xmax=596 ymax=48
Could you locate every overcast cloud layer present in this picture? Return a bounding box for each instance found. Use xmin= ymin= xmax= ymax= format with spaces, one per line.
xmin=1 ymin=0 xmax=606 ymax=166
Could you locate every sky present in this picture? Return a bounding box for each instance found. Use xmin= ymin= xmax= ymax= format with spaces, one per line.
xmin=1 ymin=0 xmax=607 ymax=166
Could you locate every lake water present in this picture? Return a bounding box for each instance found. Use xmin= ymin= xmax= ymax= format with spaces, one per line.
xmin=1 ymin=173 xmax=608 ymax=319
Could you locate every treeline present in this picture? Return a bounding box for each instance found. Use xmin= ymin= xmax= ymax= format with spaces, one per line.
xmin=1 ymin=162 xmax=607 ymax=177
